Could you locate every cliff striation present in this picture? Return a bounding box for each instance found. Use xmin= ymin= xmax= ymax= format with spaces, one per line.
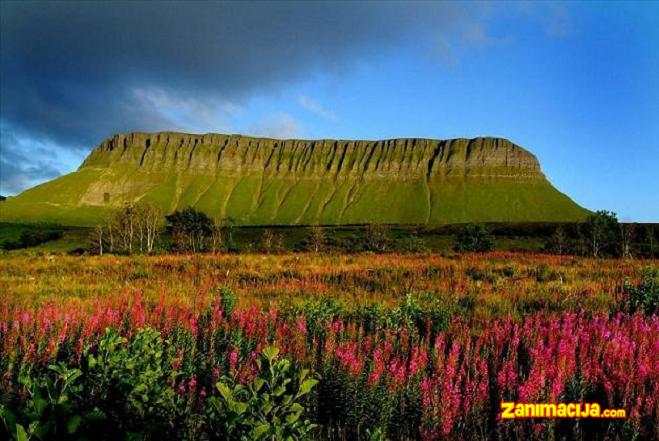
xmin=0 ymin=132 xmax=589 ymax=226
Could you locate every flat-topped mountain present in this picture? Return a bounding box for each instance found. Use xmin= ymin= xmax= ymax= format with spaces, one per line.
xmin=0 ymin=132 xmax=589 ymax=226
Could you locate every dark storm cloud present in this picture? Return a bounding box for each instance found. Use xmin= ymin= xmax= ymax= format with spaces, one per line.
xmin=1 ymin=1 xmax=428 ymax=147
xmin=1 ymin=1 xmax=457 ymax=193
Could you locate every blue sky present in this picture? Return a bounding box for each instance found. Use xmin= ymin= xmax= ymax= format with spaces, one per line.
xmin=1 ymin=2 xmax=658 ymax=221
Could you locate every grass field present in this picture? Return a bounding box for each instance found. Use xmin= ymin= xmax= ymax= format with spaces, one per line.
xmin=1 ymin=252 xmax=657 ymax=440
xmin=0 ymin=174 xmax=590 ymax=227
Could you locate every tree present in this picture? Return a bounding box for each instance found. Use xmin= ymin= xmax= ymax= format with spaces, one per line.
xmin=261 ymin=229 xmax=274 ymax=252
xmin=93 ymin=202 xmax=162 ymax=255
xmin=89 ymin=225 xmax=104 ymax=256
xmin=619 ymin=223 xmax=636 ymax=259
xmin=209 ymin=219 xmax=224 ymax=254
xmin=585 ymin=210 xmax=618 ymax=257
xmin=144 ymin=203 xmax=162 ymax=254
xmin=546 ymin=225 xmax=568 ymax=255
xmin=454 ymin=223 xmax=493 ymax=252
xmin=104 ymin=212 xmax=115 ymax=253
xmin=166 ymin=207 xmax=213 ymax=253
xmin=134 ymin=202 xmax=162 ymax=254
xmin=308 ymin=225 xmax=326 ymax=253
xmin=365 ymin=224 xmax=390 ymax=252
xmin=223 ymin=217 xmax=236 ymax=251
xmin=404 ymin=233 xmax=429 ymax=253
xmin=114 ymin=203 xmax=137 ymax=254
xmin=571 ymin=223 xmax=589 ymax=257
xmin=273 ymin=232 xmax=285 ymax=253
xmin=644 ymin=225 xmax=656 ymax=258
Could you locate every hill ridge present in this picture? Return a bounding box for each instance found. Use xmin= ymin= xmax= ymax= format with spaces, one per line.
xmin=0 ymin=132 xmax=589 ymax=226
xmin=81 ymin=132 xmax=543 ymax=179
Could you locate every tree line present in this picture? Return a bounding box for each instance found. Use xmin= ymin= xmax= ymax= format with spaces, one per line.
xmin=89 ymin=205 xmax=657 ymax=258
xmin=544 ymin=210 xmax=657 ymax=258
xmin=456 ymin=211 xmax=657 ymax=258
xmin=89 ymin=204 xmax=399 ymax=255
xmin=90 ymin=204 xmax=232 ymax=255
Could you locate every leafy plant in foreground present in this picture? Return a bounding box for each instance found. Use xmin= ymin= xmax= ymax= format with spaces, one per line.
xmin=83 ymin=327 xmax=179 ymax=438
xmin=0 ymin=363 xmax=93 ymax=441
xmin=207 ymin=346 xmax=318 ymax=440
xmin=624 ymin=267 xmax=659 ymax=314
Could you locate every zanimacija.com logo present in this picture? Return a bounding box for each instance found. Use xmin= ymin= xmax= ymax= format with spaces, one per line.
xmin=501 ymin=402 xmax=626 ymax=419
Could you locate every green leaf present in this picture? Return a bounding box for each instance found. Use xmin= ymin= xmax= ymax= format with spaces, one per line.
xmin=32 ymin=420 xmax=50 ymax=440
xmin=0 ymin=405 xmax=17 ymax=432
xmin=298 ymin=379 xmax=318 ymax=396
xmin=262 ymin=402 xmax=273 ymax=415
xmin=285 ymin=412 xmax=300 ymax=425
xmin=67 ymin=415 xmax=82 ymax=434
xmin=262 ymin=346 xmax=279 ymax=362
xmin=66 ymin=369 xmax=82 ymax=384
xmin=229 ymin=400 xmax=248 ymax=415
xmin=15 ymin=424 xmax=28 ymax=441
xmin=217 ymin=382 xmax=233 ymax=402
xmin=253 ymin=377 xmax=265 ymax=392
xmin=290 ymin=403 xmax=304 ymax=414
xmin=34 ymin=397 xmax=48 ymax=417
xmin=84 ymin=408 xmax=107 ymax=422
xmin=252 ymin=422 xmax=270 ymax=438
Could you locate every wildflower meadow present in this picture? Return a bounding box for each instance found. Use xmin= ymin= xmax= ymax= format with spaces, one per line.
xmin=0 ymin=253 xmax=657 ymax=440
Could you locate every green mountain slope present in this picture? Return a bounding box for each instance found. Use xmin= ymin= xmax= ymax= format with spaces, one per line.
xmin=0 ymin=132 xmax=590 ymax=226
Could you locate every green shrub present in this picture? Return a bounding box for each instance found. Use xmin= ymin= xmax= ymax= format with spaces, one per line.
xmin=218 ymin=287 xmax=238 ymax=318
xmin=454 ymin=224 xmax=493 ymax=252
xmin=207 ymin=346 xmax=318 ymax=440
xmin=0 ymin=229 xmax=64 ymax=250
xmin=83 ymin=328 xmax=179 ymax=437
xmin=0 ymin=363 xmax=97 ymax=441
xmin=403 ymin=234 xmax=429 ymax=253
xmin=466 ymin=266 xmax=496 ymax=283
xmin=624 ymin=268 xmax=659 ymax=314
xmin=533 ymin=263 xmax=562 ymax=283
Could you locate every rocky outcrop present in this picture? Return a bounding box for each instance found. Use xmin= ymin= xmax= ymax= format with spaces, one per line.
xmin=82 ymin=132 xmax=543 ymax=180
xmin=0 ymin=132 xmax=589 ymax=226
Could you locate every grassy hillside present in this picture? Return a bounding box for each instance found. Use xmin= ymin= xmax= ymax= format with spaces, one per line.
xmin=0 ymin=133 xmax=590 ymax=226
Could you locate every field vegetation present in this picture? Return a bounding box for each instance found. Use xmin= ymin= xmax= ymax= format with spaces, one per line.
xmin=1 ymin=205 xmax=658 ymax=440
xmin=2 ymin=209 xmax=657 ymax=259
xmin=0 ymin=251 xmax=657 ymax=440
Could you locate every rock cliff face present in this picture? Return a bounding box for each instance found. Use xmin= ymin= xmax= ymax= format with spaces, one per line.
xmin=82 ymin=133 xmax=542 ymax=179
xmin=0 ymin=132 xmax=589 ymax=226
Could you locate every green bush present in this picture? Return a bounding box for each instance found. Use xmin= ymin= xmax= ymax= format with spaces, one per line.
xmin=624 ymin=268 xmax=659 ymax=314
xmin=403 ymin=234 xmax=429 ymax=253
xmin=0 ymin=363 xmax=99 ymax=441
xmin=454 ymin=224 xmax=493 ymax=252
xmin=207 ymin=346 xmax=318 ymax=440
xmin=0 ymin=229 xmax=63 ymax=250
xmin=218 ymin=287 xmax=238 ymax=318
xmin=83 ymin=328 xmax=179 ymax=437
xmin=533 ymin=263 xmax=562 ymax=283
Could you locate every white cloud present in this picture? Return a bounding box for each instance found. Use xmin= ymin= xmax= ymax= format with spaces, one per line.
xmin=130 ymin=87 xmax=242 ymax=134
xmin=0 ymin=123 xmax=74 ymax=195
xmin=297 ymin=96 xmax=337 ymax=122
xmin=430 ymin=3 xmax=571 ymax=65
xmin=248 ymin=113 xmax=303 ymax=139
